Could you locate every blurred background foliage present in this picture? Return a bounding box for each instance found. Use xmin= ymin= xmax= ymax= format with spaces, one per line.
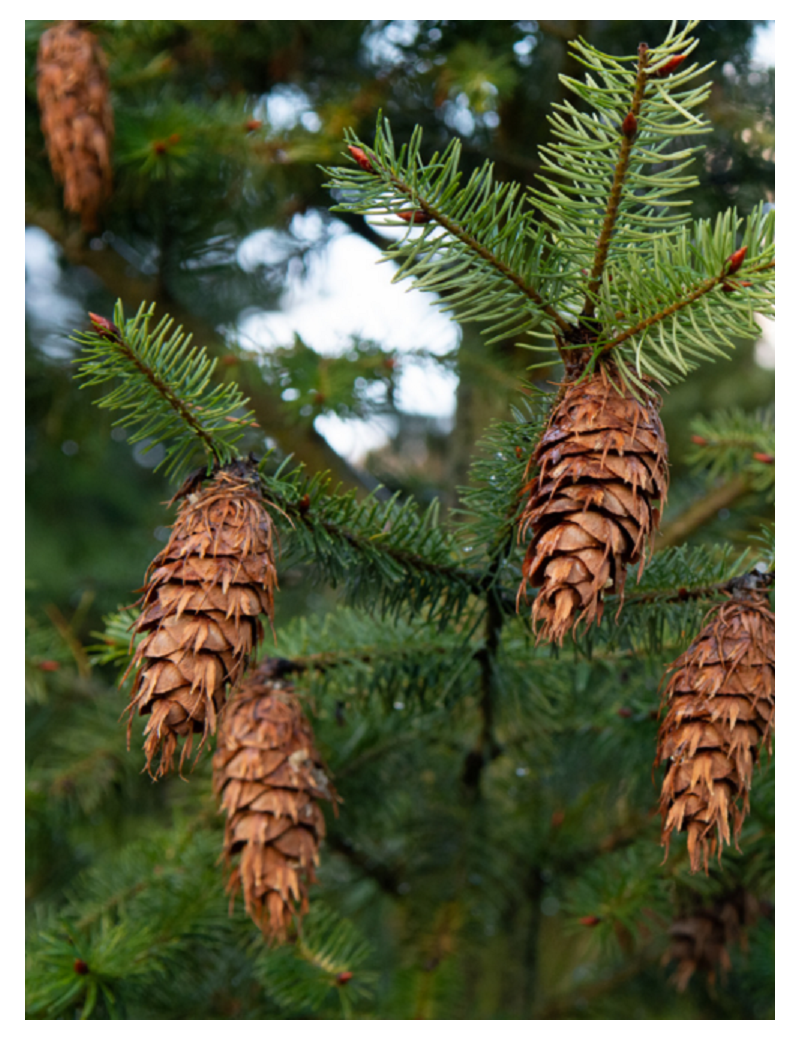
xmin=26 ymin=20 xmax=774 ymax=1019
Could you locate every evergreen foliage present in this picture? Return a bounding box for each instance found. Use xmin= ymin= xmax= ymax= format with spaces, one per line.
xmin=26 ymin=18 xmax=775 ymax=1020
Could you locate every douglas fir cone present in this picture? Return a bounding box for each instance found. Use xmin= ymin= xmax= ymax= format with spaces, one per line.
xmin=213 ymin=661 xmax=338 ymax=941
xmin=124 ymin=461 xmax=278 ymax=777
xmin=518 ymin=360 xmax=669 ymax=644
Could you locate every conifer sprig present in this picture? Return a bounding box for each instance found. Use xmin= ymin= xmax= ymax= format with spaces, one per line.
xmin=326 ymin=123 xmax=569 ymax=345
xmin=687 ymin=407 xmax=775 ymax=497
xmin=326 ymin=22 xmax=774 ymax=388
xmin=72 ymin=301 xmax=257 ymax=480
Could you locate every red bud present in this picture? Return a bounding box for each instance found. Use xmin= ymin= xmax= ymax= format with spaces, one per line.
xmin=245 ymin=119 xmax=263 ymax=132
xmin=88 ymin=313 xmax=122 ymax=341
xmin=722 ymin=279 xmax=753 ymax=293
xmin=652 ymin=54 xmax=687 ymax=78
xmin=73 ymin=959 xmax=90 ymax=975
xmin=347 ymin=145 xmax=374 ymax=173
xmin=752 ymin=452 xmax=775 ymax=465
xmin=297 ymin=494 xmax=311 ymax=515
xmin=550 ymin=810 xmax=565 ymax=828
xmin=336 ymin=971 xmax=353 ymax=985
xmin=398 ymin=210 xmax=431 ymax=224
xmin=515 ymin=446 xmax=524 ymax=459
xmin=621 ymin=112 xmax=638 ymax=138
xmin=690 ymin=434 xmax=708 ymax=446
xmin=153 ymin=139 xmax=167 ymax=155
xmin=312 ymin=391 xmax=326 ymax=405
xmin=724 ymin=246 xmax=748 ymax=275
xmin=579 ymin=915 xmax=601 ymax=928
xmin=617 ymin=706 xmax=633 ymax=718
xmin=38 ymin=659 xmax=61 ymax=672
xmin=168 ymin=133 xmax=181 ymax=146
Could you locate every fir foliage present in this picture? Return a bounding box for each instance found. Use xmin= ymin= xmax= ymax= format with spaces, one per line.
xmin=73 ymin=300 xmax=257 ymax=481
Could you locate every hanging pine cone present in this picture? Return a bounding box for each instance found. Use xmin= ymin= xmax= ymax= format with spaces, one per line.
xmin=656 ymin=575 xmax=775 ymax=873
xmin=123 ymin=461 xmax=278 ymax=777
xmin=518 ymin=360 xmax=668 ymax=644
xmin=663 ymin=889 xmax=763 ymax=991
xmin=213 ymin=660 xmax=338 ymax=941
xmin=36 ymin=20 xmax=114 ymax=232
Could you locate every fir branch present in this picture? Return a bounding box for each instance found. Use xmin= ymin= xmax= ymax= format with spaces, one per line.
xmin=72 ymin=301 xmax=257 ymax=481
xmin=581 ymin=41 xmax=651 ymax=322
xmin=687 ymin=407 xmax=775 ymax=498
xmin=326 ymin=120 xmax=571 ymax=345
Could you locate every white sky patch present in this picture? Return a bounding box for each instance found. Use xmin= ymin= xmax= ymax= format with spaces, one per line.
xmin=237 ymin=226 xmax=460 ymax=464
xmin=750 ymin=22 xmax=775 ymax=68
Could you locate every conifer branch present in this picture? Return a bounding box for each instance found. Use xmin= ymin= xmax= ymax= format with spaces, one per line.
xmin=73 ymin=301 xmax=257 ymax=480
xmin=581 ymin=42 xmax=651 ymax=322
xmin=384 ymin=168 xmax=571 ymax=335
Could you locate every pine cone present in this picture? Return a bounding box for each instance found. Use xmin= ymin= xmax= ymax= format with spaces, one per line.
xmin=36 ymin=21 xmax=114 ymax=232
xmin=124 ymin=462 xmax=278 ymax=777
xmin=213 ymin=662 xmax=338 ymax=941
xmin=657 ymin=585 xmax=775 ymax=873
xmin=518 ymin=362 xmax=668 ymax=644
xmin=664 ymin=889 xmax=762 ymax=991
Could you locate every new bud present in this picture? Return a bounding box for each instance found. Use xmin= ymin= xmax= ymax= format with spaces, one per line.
xmin=88 ymin=312 xmax=122 ymax=341
xmin=652 ymin=54 xmax=687 ymax=78
xmin=621 ymin=112 xmax=638 ymax=139
xmin=724 ymin=246 xmax=748 ymax=275
xmin=579 ymin=915 xmax=602 ymax=927
xmin=347 ymin=144 xmax=374 ymax=173
xmin=398 ymin=209 xmax=432 ymax=224
xmin=752 ymin=452 xmax=775 ymax=465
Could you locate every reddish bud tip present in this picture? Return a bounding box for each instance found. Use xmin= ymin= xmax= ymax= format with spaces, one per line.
xmin=752 ymin=452 xmax=775 ymax=465
xmin=153 ymin=139 xmax=167 ymax=155
xmin=168 ymin=133 xmax=181 ymax=146
xmin=245 ymin=119 xmax=263 ymax=132
xmin=336 ymin=971 xmax=353 ymax=985
xmin=677 ymin=587 xmax=689 ymax=602
xmin=220 ymin=354 xmax=238 ymax=366
xmin=652 ymin=53 xmax=687 ymax=78
xmin=690 ymin=434 xmax=708 ymax=446
xmin=347 ymin=145 xmax=374 ymax=172
xmin=312 ymin=391 xmax=326 ymax=405
xmin=73 ymin=959 xmax=90 ymax=975
xmin=579 ymin=915 xmax=602 ymax=928
xmin=398 ymin=209 xmax=432 ymax=224
xmin=617 ymin=706 xmax=633 ymax=718
xmin=298 ymin=494 xmax=311 ymax=515
xmin=383 ymin=356 xmax=396 ymax=370
xmin=88 ymin=313 xmax=122 ymax=341
xmin=621 ymin=112 xmax=638 ymax=138
xmin=515 ymin=446 xmax=524 ymax=459
xmin=550 ymin=810 xmax=565 ymax=828
xmin=725 ymin=246 xmax=748 ymax=275
xmin=38 ymin=659 xmax=61 ymax=672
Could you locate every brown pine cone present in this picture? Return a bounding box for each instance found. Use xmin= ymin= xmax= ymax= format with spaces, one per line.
xmin=518 ymin=362 xmax=668 ymax=644
xmin=36 ymin=21 xmax=114 ymax=232
xmin=213 ymin=662 xmax=338 ymax=941
xmin=124 ymin=462 xmax=278 ymax=777
xmin=664 ymin=889 xmax=762 ymax=991
xmin=657 ymin=585 xmax=775 ymax=873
